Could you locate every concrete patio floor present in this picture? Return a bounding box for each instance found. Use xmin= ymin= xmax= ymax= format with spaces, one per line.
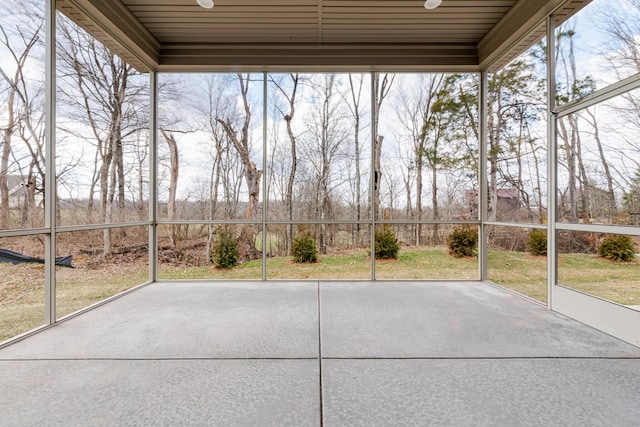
xmin=1 ymin=281 xmax=639 ymax=426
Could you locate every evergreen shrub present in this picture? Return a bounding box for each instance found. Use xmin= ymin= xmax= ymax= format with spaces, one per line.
xmin=211 ymin=231 xmax=239 ymax=268
xmin=374 ymin=226 xmax=399 ymax=260
xmin=292 ymin=231 xmax=318 ymax=263
xmin=598 ymin=235 xmax=636 ymax=262
xmin=527 ymin=229 xmax=547 ymax=256
xmin=447 ymin=226 xmax=478 ymax=258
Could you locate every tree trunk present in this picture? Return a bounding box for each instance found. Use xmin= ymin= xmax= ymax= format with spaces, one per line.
xmin=0 ymin=23 xmax=40 ymax=229
xmin=374 ymin=135 xmax=383 ymax=219
xmin=283 ymin=74 xmax=299 ymax=254
xmin=348 ymin=74 xmax=363 ymax=244
xmin=161 ymin=129 xmax=180 ymax=248
xmin=88 ymin=150 xmax=100 ymax=216
xmin=216 ymin=74 xmax=262 ymax=223
xmin=415 ymin=154 xmax=423 ymax=245
xmin=22 ymin=172 xmax=36 ymax=228
xmin=487 ymin=86 xmax=500 ymax=222
xmin=586 ymin=109 xmax=617 ymax=221
xmin=574 ymin=120 xmax=590 ymax=222
xmin=103 ymin=172 xmax=114 ymax=256
xmin=373 ymin=74 xmax=395 ymax=219
xmin=557 ymin=118 xmax=577 ymax=222
xmin=404 ymin=174 xmax=413 ymax=219
xmin=116 ymin=135 xmax=126 ymax=218
xmin=530 ymin=139 xmax=544 ymax=222
xmin=0 ymin=95 xmax=13 ymax=229
xmin=245 ymin=163 xmax=263 ymax=221
xmin=431 ymin=160 xmax=439 ymax=243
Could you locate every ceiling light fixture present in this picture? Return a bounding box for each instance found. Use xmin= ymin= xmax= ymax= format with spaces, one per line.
xmin=424 ymin=0 xmax=442 ymax=9
xmin=197 ymin=0 xmax=214 ymax=9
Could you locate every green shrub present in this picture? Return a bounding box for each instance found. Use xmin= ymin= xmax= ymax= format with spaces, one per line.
xmin=527 ymin=230 xmax=547 ymax=256
xmin=447 ymin=226 xmax=478 ymax=258
xmin=211 ymin=231 xmax=239 ymax=268
xmin=374 ymin=226 xmax=399 ymax=260
xmin=598 ymin=235 xmax=636 ymax=262
xmin=292 ymin=231 xmax=318 ymax=263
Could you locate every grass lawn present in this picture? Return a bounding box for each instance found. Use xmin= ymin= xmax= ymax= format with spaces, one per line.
xmin=488 ymin=250 xmax=640 ymax=306
xmin=158 ymin=247 xmax=479 ymax=280
xmin=376 ymin=248 xmax=478 ymax=280
xmin=1 ymin=263 xmax=148 ymax=342
xmin=158 ymin=250 xmax=372 ymax=280
xmin=557 ymin=253 xmax=640 ymax=306
xmin=488 ymin=250 xmax=548 ymax=303
xmin=55 ymin=263 xmax=149 ymax=319
xmin=3 ymin=248 xmax=639 ymax=342
xmin=0 ymin=264 xmax=45 ymax=343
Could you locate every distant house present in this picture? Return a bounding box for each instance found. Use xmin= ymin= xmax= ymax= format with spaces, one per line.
xmin=5 ymin=175 xmax=43 ymax=209
xmin=466 ymin=188 xmax=520 ymax=222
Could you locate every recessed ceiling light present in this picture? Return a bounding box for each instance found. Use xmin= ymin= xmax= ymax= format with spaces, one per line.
xmin=424 ymin=0 xmax=442 ymax=9
xmin=197 ymin=0 xmax=214 ymax=9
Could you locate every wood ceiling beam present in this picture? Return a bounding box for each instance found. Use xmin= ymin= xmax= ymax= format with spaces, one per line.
xmin=158 ymin=44 xmax=479 ymax=72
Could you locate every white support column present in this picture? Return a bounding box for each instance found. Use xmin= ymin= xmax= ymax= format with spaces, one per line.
xmin=262 ymin=71 xmax=268 ymax=281
xmin=44 ymin=0 xmax=57 ymax=325
xmin=149 ymin=71 xmax=158 ymax=283
xmin=546 ymin=15 xmax=557 ymax=309
xmin=370 ymin=72 xmax=376 ymax=280
xmin=479 ymin=71 xmax=488 ymax=282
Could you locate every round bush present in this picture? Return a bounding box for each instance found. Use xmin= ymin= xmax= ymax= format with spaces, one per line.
xmin=374 ymin=226 xmax=399 ymax=260
xmin=447 ymin=226 xmax=478 ymax=258
xmin=292 ymin=232 xmax=318 ymax=263
xmin=211 ymin=232 xmax=239 ymax=268
xmin=527 ymin=230 xmax=547 ymax=256
xmin=598 ymin=235 xmax=636 ymax=262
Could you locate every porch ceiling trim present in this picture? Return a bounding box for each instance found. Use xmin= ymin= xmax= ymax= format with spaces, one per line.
xmin=157 ymin=44 xmax=479 ymax=72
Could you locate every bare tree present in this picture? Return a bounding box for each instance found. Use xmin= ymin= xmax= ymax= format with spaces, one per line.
xmin=555 ymin=27 xmax=595 ymax=222
xmin=131 ymin=130 xmax=148 ymax=220
xmin=270 ymin=73 xmax=300 ymax=253
xmin=215 ymin=74 xmax=262 ymax=221
xmin=396 ymin=138 xmax=416 ymax=219
xmin=373 ymin=73 xmax=395 ymax=219
xmin=160 ymin=129 xmax=179 ymax=248
xmin=211 ymin=74 xmax=262 ymax=259
xmin=397 ymin=74 xmax=445 ymax=243
xmin=57 ymin=16 xmax=148 ymax=255
xmin=346 ymin=74 xmax=366 ymax=242
xmin=0 ymin=5 xmax=45 ymax=229
xmin=598 ymin=0 xmax=640 ymax=78
xmin=301 ymin=74 xmax=351 ymax=254
xmin=583 ymin=109 xmax=616 ymax=219
xmin=198 ymin=75 xmax=244 ymax=254
xmin=595 ymin=0 xmax=640 ymax=220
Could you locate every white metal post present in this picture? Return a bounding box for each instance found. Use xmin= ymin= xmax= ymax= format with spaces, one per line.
xmin=44 ymin=0 xmax=57 ymax=324
xmin=262 ymin=71 xmax=268 ymax=281
xmin=149 ymin=71 xmax=158 ymax=283
xmin=546 ymin=15 xmax=557 ymax=309
xmin=479 ymin=71 xmax=488 ymax=282
xmin=370 ymin=72 xmax=376 ymax=280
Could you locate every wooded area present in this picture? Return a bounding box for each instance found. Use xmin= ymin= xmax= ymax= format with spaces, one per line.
xmin=1 ymin=0 xmax=640 ymax=261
